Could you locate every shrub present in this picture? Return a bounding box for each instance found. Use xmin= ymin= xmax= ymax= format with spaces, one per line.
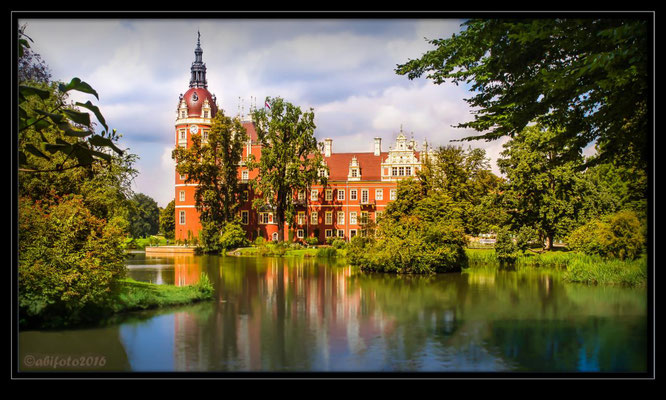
xmin=18 ymin=196 xmax=127 ymax=328
xmin=316 ymin=247 xmax=338 ymax=258
xmin=219 ymin=220 xmax=249 ymax=250
xmin=568 ymin=210 xmax=644 ymax=260
xmin=304 ymin=236 xmax=319 ymax=246
xmin=495 ymin=228 xmax=519 ymax=266
xmin=331 ymin=238 xmax=347 ymax=249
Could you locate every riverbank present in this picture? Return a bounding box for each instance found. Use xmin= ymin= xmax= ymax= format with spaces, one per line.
xmin=229 ymin=244 xmax=346 ymax=258
xmin=111 ymin=275 xmax=214 ymax=313
xmin=465 ymin=248 xmax=648 ymax=287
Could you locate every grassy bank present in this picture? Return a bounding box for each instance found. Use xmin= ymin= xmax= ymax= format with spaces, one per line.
xmin=111 ymin=274 xmax=215 ymax=313
xmin=229 ymin=244 xmax=346 ymax=258
xmin=124 ymin=235 xmax=170 ymax=250
xmin=464 ymin=248 xmax=648 ymax=287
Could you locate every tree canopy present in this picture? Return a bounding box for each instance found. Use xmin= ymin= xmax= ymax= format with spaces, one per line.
xmin=396 ymin=18 xmax=650 ymax=171
xmin=249 ymin=96 xmax=326 ymax=242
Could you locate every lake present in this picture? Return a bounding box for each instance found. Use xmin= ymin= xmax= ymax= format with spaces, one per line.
xmin=18 ymin=252 xmax=648 ymax=373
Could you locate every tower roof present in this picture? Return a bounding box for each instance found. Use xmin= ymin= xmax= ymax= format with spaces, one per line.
xmin=190 ymin=30 xmax=207 ymax=89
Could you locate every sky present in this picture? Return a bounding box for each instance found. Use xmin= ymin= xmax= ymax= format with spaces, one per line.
xmin=20 ymin=17 xmax=515 ymax=208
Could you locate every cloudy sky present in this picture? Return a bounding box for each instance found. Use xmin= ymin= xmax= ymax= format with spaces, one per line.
xmin=20 ymin=17 xmax=512 ymax=208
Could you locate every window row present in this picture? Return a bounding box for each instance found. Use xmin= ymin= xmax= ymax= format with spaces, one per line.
xmin=240 ymin=210 xmax=384 ymax=226
xmin=308 ymin=188 xmax=397 ymax=202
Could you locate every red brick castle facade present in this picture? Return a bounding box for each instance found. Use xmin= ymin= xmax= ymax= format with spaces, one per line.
xmin=174 ymin=35 xmax=432 ymax=243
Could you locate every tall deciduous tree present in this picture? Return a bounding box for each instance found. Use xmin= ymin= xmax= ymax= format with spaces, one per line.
xmin=497 ymin=124 xmax=585 ymax=250
xmin=396 ymin=18 xmax=649 ymax=172
xmin=249 ymin=96 xmax=326 ymax=242
xmin=172 ymin=109 xmax=247 ymax=228
xmin=127 ymin=193 xmax=160 ymax=238
xmin=160 ymin=200 xmax=176 ymax=240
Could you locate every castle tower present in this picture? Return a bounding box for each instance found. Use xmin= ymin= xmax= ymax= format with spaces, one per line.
xmin=174 ymin=32 xmax=218 ymax=241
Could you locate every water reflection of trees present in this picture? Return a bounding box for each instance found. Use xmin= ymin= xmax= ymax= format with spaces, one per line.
xmin=166 ymin=256 xmax=646 ymax=372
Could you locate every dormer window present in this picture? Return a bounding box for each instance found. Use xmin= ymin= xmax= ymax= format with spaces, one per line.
xmin=348 ymin=156 xmax=361 ymax=181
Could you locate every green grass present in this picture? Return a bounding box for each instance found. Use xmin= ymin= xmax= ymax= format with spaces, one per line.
xmin=124 ymin=235 xmax=170 ymax=250
xmin=464 ymin=247 xmax=648 ymax=287
xmin=231 ymin=244 xmax=345 ymax=258
xmin=112 ymin=273 xmax=214 ymax=313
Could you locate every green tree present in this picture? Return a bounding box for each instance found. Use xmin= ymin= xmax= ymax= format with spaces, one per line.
xmin=249 ymin=96 xmax=327 ymax=243
xmin=348 ymin=177 xmax=468 ymax=274
xmin=160 ymin=200 xmax=176 ymax=240
xmin=424 ymin=145 xmax=504 ymax=235
xmin=172 ymin=109 xmax=247 ymax=248
xmin=567 ymin=210 xmax=645 ymax=260
xmin=396 ymin=18 xmax=649 ymax=171
xmin=127 ymin=193 xmax=160 ymax=238
xmin=497 ymin=124 xmax=585 ymax=250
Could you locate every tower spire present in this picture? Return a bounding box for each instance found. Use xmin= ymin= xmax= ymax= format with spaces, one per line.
xmin=190 ymin=31 xmax=207 ymax=88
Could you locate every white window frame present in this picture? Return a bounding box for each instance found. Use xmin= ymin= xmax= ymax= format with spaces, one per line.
xmin=337 ymin=189 xmax=345 ymax=201
xmin=297 ymin=212 xmax=306 ymax=225
xmin=179 ymin=190 xmax=185 ymax=202
xmin=350 ymin=229 xmax=357 ymax=238
xmin=361 ymin=189 xmax=369 ymax=204
xmin=337 ymin=211 xmax=345 ymax=225
xmin=311 ymin=211 xmax=318 ymax=225
xmin=179 ymin=210 xmax=186 ymax=225
xmin=325 ymin=211 xmax=333 ymax=225
xmin=325 ymin=189 xmax=333 ymax=201
xmin=242 ymin=170 xmax=249 ymax=180
xmin=376 ymin=188 xmax=383 ymax=200
xmin=297 ymin=229 xmax=304 ymax=239
xmin=311 ymin=189 xmax=318 ymax=201
xmin=350 ymin=212 xmax=357 ymax=225
xmin=350 ymin=189 xmax=357 ymax=201
xmin=325 ymin=229 xmax=333 ymax=238
xmin=390 ymin=189 xmax=397 ymax=200
xmin=241 ymin=210 xmax=249 ymax=225
xmin=337 ymin=229 xmax=345 ymax=238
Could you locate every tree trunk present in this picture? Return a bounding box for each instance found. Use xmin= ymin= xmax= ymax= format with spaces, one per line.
xmin=545 ymin=234 xmax=554 ymax=250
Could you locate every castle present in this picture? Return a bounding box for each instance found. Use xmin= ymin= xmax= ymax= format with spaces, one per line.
xmin=174 ymin=34 xmax=432 ymax=242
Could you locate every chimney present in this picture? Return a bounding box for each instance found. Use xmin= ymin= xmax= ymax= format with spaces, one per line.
xmin=374 ymin=137 xmax=382 ymax=156
xmin=324 ymin=138 xmax=332 ymax=157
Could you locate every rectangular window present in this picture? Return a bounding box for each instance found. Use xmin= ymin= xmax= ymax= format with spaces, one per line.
xmin=259 ymin=213 xmax=273 ymax=224
xmin=311 ymin=212 xmax=318 ymax=225
xmin=179 ymin=190 xmax=185 ymax=202
xmin=297 ymin=229 xmax=304 ymax=239
xmin=350 ymin=189 xmax=357 ymax=201
xmin=311 ymin=189 xmax=318 ymax=201
xmin=325 ymin=189 xmax=333 ymax=201
xmin=337 ymin=211 xmax=345 ymax=225
xmin=350 ymin=212 xmax=357 ymax=225
xmin=325 ymin=211 xmax=333 ymax=225
xmin=390 ymin=189 xmax=397 ymax=200
xmin=399 ymin=166 xmax=405 ymax=176
xmin=242 ymin=190 xmax=249 ymax=202
xmin=202 ymin=130 xmax=209 ymax=142
xmin=298 ymin=190 xmax=306 ymax=201
xmin=242 ymin=170 xmax=249 ymax=180
xmin=241 ymin=210 xmax=249 ymax=225
xmin=297 ymin=212 xmax=305 ymax=225
xmin=351 ymin=168 xmax=358 ymax=177
xmin=361 ymin=189 xmax=369 ymax=204
xmin=180 ymin=174 xmax=186 ymax=181
xmin=337 ymin=229 xmax=345 ymax=238
xmin=405 ymin=166 xmax=411 ymax=176
xmin=350 ymin=229 xmax=357 ymax=238
xmin=375 ymin=188 xmax=383 ymax=200
xmin=376 ymin=211 xmax=383 ymax=221
xmin=325 ymin=229 xmax=333 ymax=238
xmin=179 ymin=210 xmax=186 ymax=225
xmin=392 ymin=167 xmax=398 ymax=176
xmin=361 ymin=211 xmax=369 ymax=225
xmin=337 ymin=189 xmax=345 ymax=201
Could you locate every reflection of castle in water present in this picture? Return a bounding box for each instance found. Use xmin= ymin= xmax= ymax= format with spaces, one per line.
xmin=171 ymin=258 xmax=396 ymax=371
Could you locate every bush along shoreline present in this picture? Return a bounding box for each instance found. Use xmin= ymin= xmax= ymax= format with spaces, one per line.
xmin=19 ymin=274 xmax=215 ymax=330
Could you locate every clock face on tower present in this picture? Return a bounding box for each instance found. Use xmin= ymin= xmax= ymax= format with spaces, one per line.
xmin=189 ymin=125 xmax=199 ymax=134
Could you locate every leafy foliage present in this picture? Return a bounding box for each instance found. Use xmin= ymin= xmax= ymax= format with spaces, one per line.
xmin=219 ymin=220 xmax=250 ymax=250
xmin=18 ymin=196 xmax=127 ymax=327
xmin=396 ymin=18 xmax=649 ymax=171
xmin=567 ymin=210 xmax=645 ymax=260
xmin=159 ymin=200 xmax=176 ymax=240
xmin=127 ymin=193 xmax=160 ymax=238
xmin=249 ymin=97 xmax=327 ymax=242
xmin=172 ymin=109 xmax=248 ymax=227
xmin=348 ymin=178 xmax=468 ymax=274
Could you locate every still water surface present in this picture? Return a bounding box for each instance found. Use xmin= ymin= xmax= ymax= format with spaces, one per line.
xmin=19 ymin=253 xmax=647 ymax=373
